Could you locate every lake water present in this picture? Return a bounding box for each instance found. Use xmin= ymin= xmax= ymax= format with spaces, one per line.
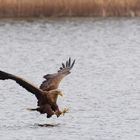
xmin=0 ymin=17 xmax=140 ymax=140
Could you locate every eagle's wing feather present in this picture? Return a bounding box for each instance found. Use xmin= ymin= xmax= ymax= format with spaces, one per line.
xmin=0 ymin=70 xmax=42 ymax=100
xmin=40 ymin=58 xmax=75 ymax=91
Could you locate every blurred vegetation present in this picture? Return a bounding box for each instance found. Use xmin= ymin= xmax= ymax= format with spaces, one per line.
xmin=0 ymin=0 xmax=139 ymax=17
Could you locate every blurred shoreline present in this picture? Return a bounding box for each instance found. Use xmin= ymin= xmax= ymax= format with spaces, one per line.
xmin=0 ymin=0 xmax=140 ymax=17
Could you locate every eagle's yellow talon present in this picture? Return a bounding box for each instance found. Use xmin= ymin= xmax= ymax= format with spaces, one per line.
xmin=61 ymin=108 xmax=69 ymax=115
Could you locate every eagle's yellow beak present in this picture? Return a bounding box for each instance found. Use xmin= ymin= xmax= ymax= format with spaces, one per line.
xmin=59 ymin=91 xmax=64 ymax=97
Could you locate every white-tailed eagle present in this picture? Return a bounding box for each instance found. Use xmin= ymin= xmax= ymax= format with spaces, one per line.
xmin=0 ymin=58 xmax=75 ymax=118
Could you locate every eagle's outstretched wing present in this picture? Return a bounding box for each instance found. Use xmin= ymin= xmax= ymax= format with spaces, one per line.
xmin=40 ymin=58 xmax=75 ymax=91
xmin=0 ymin=70 xmax=43 ymax=100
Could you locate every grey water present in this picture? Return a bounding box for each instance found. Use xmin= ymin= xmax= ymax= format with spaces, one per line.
xmin=0 ymin=17 xmax=140 ymax=140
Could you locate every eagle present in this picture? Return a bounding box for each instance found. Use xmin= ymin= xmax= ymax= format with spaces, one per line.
xmin=0 ymin=58 xmax=75 ymax=118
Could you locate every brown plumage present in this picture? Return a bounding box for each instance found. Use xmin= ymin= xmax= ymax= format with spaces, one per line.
xmin=0 ymin=58 xmax=75 ymax=118
xmin=40 ymin=57 xmax=75 ymax=91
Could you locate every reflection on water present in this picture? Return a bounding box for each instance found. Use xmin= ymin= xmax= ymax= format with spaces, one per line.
xmin=0 ymin=17 xmax=140 ymax=140
xmin=36 ymin=123 xmax=60 ymax=127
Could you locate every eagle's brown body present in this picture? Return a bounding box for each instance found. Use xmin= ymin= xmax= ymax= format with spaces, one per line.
xmin=0 ymin=58 xmax=75 ymax=118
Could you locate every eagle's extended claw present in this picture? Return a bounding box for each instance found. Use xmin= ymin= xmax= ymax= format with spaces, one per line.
xmin=54 ymin=108 xmax=68 ymax=117
xmin=61 ymin=108 xmax=69 ymax=115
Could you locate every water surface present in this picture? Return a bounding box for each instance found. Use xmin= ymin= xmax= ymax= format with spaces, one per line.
xmin=0 ymin=17 xmax=140 ymax=140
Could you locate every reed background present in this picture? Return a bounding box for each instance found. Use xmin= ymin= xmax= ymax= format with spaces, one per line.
xmin=0 ymin=0 xmax=139 ymax=17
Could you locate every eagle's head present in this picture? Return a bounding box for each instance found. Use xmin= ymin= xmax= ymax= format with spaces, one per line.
xmin=52 ymin=89 xmax=64 ymax=97
xmin=47 ymin=89 xmax=64 ymax=104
